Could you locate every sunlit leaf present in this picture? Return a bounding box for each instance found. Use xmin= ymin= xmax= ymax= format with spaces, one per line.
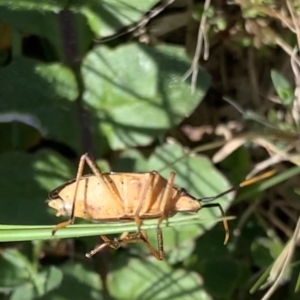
xmin=82 ymin=43 xmax=210 ymax=149
xmin=108 ymin=257 xmax=212 ymax=300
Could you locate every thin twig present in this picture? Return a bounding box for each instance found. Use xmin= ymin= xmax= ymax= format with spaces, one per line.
xmin=183 ymin=0 xmax=211 ymax=93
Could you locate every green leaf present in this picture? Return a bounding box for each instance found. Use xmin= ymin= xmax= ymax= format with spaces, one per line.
xmin=201 ymin=259 xmax=240 ymax=298
xmin=0 ymin=57 xmax=80 ymax=150
xmin=9 ymin=266 xmax=63 ymax=300
xmin=70 ymin=0 xmax=158 ymax=37
xmin=0 ymin=249 xmax=61 ymax=299
xmin=0 ymin=250 xmax=29 ymax=288
xmin=0 ymin=151 xmax=73 ymax=225
xmin=113 ymin=149 xmax=148 ymax=172
xmin=167 ymin=239 xmax=195 ymax=265
xmin=271 ymin=69 xmax=294 ymax=107
xmin=0 ymin=7 xmax=93 ymax=60
xmin=82 ymin=43 xmax=211 ymax=149
xmin=108 ymin=257 xmax=212 ymax=300
xmin=40 ymin=263 xmax=103 ymax=300
xmin=0 ymin=0 xmax=158 ymax=44
xmin=1 ymin=249 xmax=90 ymax=300
xmin=251 ymin=237 xmax=283 ymax=269
xmin=10 ymin=285 xmax=35 ymax=300
xmin=42 ymin=266 xmax=63 ymax=294
xmin=0 ymin=0 xmax=67 ymax=11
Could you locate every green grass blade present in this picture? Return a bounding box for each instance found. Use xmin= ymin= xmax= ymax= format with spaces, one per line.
xmin=0 ymin=214 xmax=235 ymax=242
xmin=235 ymin=166 xmax=300 ymax=204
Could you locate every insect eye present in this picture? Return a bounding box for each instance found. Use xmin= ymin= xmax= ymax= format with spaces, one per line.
xmin=179 ymin=188 xmax=188 ymax=196
xmin=49 ymin=190 xmax=59 ymax=199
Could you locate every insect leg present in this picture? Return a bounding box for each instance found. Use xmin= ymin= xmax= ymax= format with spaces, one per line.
xmin=137 ymin=229 xmax=164 ymax=260
xmin=86 ymin=230 xmax=164 ymax=260
xmin=202 ymin=202 xmax=229 ymax=244
xmin=133 ymin=172 xmax=156 ymax=233
xmin=83 ymin=154 xmax=123 ymax=206
xmin=85 ymin=233 xmax=129 ymax=258
xmin=52 ymin=153 xmax=87 ymax=235
xmin=196 ymin=170 xmax=276 ymax=244
xmin=52 ymin=153 xmax=123 ymax=235
xmin=157 ymin=171 xmax=176 ymax=226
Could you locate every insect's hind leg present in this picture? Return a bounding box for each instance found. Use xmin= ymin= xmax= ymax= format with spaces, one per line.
xmin=115 ymin=230 xmax=164 ymax=260
xmin=86 ymin=230 xmax=164 ymax=260
xmin=134 ymin=228 xmax=164 ymax=260
xmin=127 ymin=229 xmax=164 ymax=260
xmin=145 ymin=227 xmax=164 ymax=260
xmin=85 ymin=233 xmax=129 ymax=258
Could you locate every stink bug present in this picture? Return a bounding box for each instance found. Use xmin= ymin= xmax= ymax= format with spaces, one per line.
xmin=48 ymin=153 xmax=274 ymax=260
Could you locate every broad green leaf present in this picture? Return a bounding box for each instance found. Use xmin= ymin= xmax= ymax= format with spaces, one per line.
xmin=82 ymin=44 xmax=211 ymax=149
xmin=0 ymin=249 xmax=63 ymax=299
xmin=0 ymin=0 xmax=158 ymax=38
xmin=0 ymin=7 xmax=93 ymax=60
xmin=0 ymin=151 xmax=73 ymax=225
xmin=9 ymin=266 xmax=63 ymax=300
xmin=1 ymin=249 xmax=38 ymax=299
xmin=0 ymin=250 xmax=29 ymax=288
xmin=200 ymin=258 xmax=241 ymax=298
xmin=42 ymin=266 xmax=63 ymax=294
xmin=193 ymin=225 xmax=231 ymax=264
xmin=0 ymin=0 xmax=67 ymax=11
xmin=1 ymin=249 xmax=34 ymax=273
xmin=40 ymin=263 xmax=103 ymax=300
xmin=108 ymin=257 xmax=212 ymax=300
xmin=70 ymin=0 xmax=158 ymax=37
xmin=167 ymin=239 xmax=196 ymax=265
xmin=113 ymin=148 xmax=148 ymax=172
xmin=0 ymin=57 xmax=80 ymax=150
xmin=10 ymin=285 xmax=35 ymax=300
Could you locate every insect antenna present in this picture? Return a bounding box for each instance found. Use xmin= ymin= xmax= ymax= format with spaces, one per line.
xmin=198 ymin=170 xmax=276 ymax=244
xmin=200 ymin=169 xmax=276 ymax=203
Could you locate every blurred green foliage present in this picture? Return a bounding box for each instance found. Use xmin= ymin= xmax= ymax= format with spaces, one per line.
xmin=0 ymin=1 xmax=299 ymax=300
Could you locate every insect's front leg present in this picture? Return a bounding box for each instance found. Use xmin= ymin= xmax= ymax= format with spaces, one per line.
xmin=52 ymin=154 xmax=90 ymax=235
xmin=52 ymin=153 xmax=123 ymax=235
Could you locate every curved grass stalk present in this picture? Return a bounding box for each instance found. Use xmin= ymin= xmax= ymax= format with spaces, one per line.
xmin=0 ymin=214 xmax=236 ymax=242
